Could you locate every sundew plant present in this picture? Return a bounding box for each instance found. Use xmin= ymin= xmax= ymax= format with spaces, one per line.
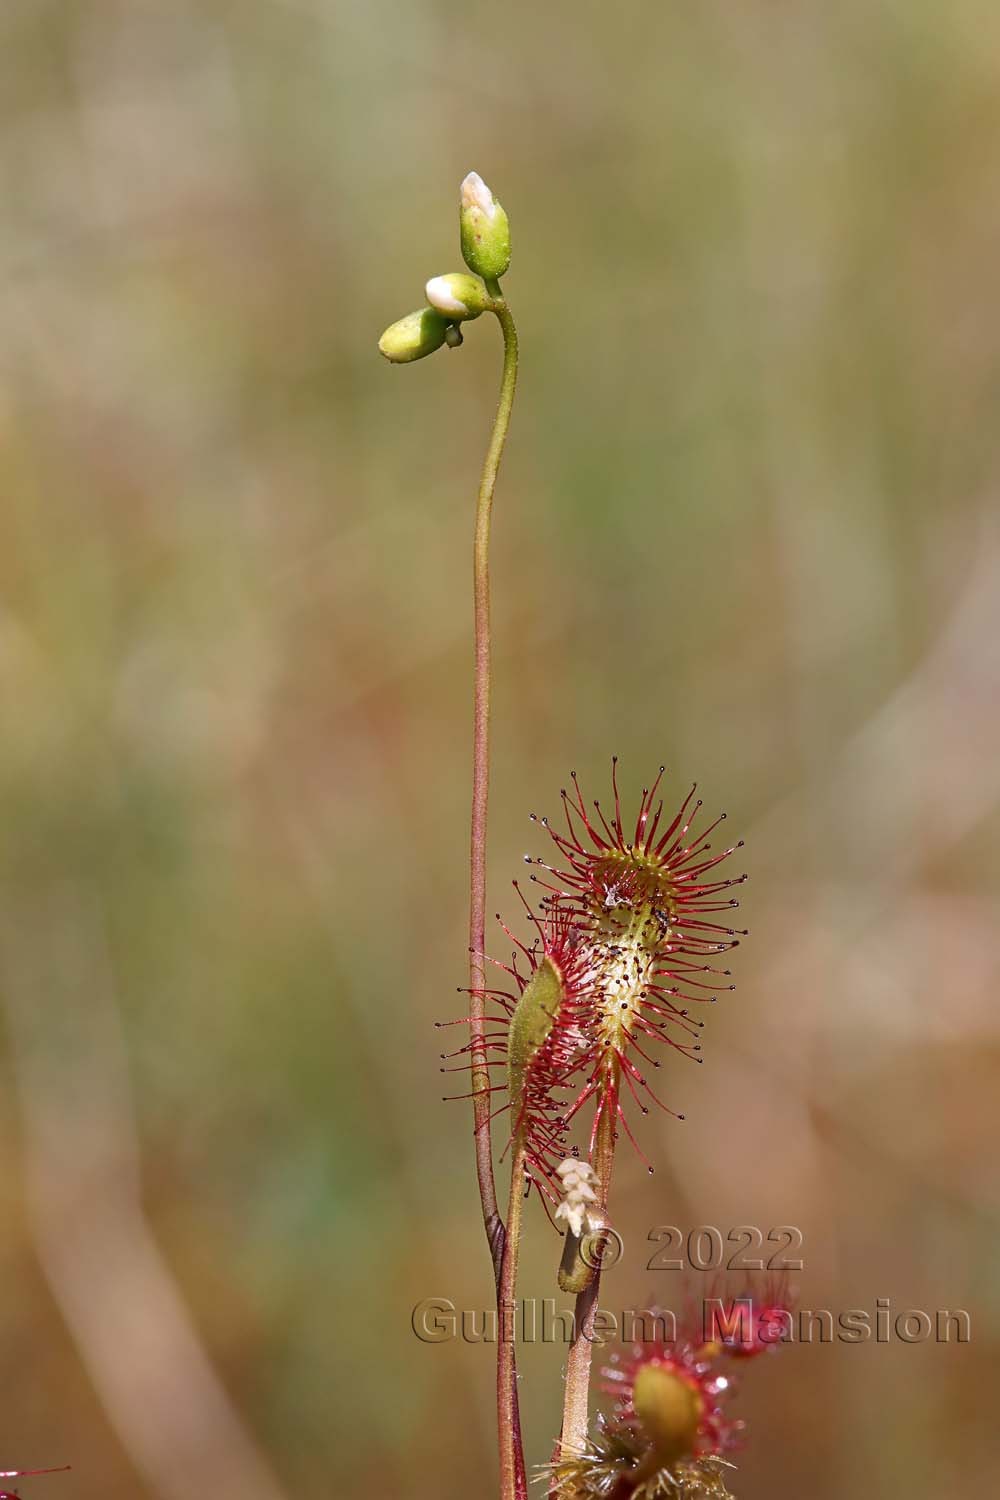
xmin=379 ymin=175 xmax=792 ymax=1500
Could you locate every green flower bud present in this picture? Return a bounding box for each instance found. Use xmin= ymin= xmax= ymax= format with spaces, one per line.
xmin=378 ymin=307 xmax=449 ymax=363
xmin=459 ymin=172 xmax=511 ymax=281
xmin=425 ymin=273 xmax=490 ymax=321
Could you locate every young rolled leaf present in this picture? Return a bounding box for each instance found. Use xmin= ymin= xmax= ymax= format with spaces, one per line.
xmin=507 ymin=953 xmax=563 ymax=1110
xmin=632 ymin=1363 xmax=703 ymax=1467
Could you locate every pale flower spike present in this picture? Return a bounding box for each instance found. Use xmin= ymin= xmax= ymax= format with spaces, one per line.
xmin=555 ymin=1157 xmax=602 ymax=1238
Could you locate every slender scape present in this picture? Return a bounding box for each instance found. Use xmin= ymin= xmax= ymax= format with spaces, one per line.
xmin=378 ymin=172 xmax=524 ymax=1495
xmin=470 ymin=284 xmax=524 ymax=1500
xmin=469 ymin=283 xmax=520 ymax=1281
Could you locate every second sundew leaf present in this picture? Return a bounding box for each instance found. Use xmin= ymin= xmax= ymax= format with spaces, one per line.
xmin=507 ymin=953 xmax=565 ymax=1128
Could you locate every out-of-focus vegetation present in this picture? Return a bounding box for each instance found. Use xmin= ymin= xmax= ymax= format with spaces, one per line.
xmin=1 ymin=3 xmax=998 ymax=1497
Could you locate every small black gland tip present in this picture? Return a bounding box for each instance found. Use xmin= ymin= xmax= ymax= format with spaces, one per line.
xmin=659 ymin=765 xmax=665 ymax=773
xmin=648 ymin=1166 xmax=655 ymax=1175
xmin=678 ymin=1114 xmax=685 ymax=1121
xmin=737 ymin=840 xmax=745 ymax=848
xmin=523 ymin=854 xmax=531 ymax=863
xmin=612 ymin=754 xmax=618 ymax=763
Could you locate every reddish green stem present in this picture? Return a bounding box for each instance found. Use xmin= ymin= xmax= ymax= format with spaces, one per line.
xmin=498 ymin=1141 xmax=527 ymax=1500
xmin=468 ymin=289 xmax=519 ymax=1277
xmin=466 ymin=287 xmax=522 ymax=1496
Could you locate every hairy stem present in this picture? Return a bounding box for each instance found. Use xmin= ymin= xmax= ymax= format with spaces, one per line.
xmin=468 ymin=285 xmax=519 ymax=1281
xmin=559 ymin=1084 xmax=618 ymax=1457
xmin=498 ymin=1141 xmax=528 ymax=1500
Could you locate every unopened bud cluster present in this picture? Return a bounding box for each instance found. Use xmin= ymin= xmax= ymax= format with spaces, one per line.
xmin=378 ymin=173 xmax=510 ymax=364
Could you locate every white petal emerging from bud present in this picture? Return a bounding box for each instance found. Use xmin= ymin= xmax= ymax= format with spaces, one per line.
xmin=425 ymin=272 xmax=489 ymax=321
xmin=426 ymin=276 xmax=467 ymax=316
xmin=459 ymin=170 xmax=511 ymax=281
xmin=461 ymin=171 xmax=500 ymax=222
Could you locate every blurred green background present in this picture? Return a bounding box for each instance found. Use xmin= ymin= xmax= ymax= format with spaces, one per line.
xmin=1 ymin=2 xmax=999 ymax=1496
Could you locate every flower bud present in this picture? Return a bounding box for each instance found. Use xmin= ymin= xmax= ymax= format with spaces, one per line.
xmin=425 ymin=273 xmax=489 ymax=321
xmin=378 ymin=307 xmax=449 ymax=363
xmin=459 ymin=172 xmax=511 ymax=281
